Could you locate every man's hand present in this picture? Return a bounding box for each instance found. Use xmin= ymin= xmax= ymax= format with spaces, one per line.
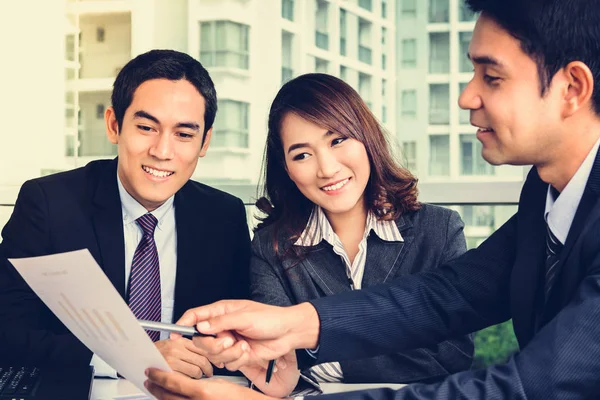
xmin=174 ymin=300 xmax=320 ymax=368
xmin=240 ymin=350 xmax=300 ymax=398
xmin=155 ymin=338 xmax=214 ymax=379
xmin=145 ymin=368 xmax=280 ymax=400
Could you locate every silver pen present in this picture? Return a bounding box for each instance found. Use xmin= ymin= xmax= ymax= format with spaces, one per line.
xmin=138 ymin=319 xmax=216 ymax=338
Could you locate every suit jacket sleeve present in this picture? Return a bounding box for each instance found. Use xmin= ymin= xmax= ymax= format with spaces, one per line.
xmin=305 ymin=219 xmax=600 ymax=399
xmin=310 ymin=212 xmax=516 ymax=365
xmin=230 ymin=198 xmax=251 ymax=300
xmin=340 ymin=209 xmax=474 ymax=383
xmin=0 ymin=180 xmax=92 ymax=366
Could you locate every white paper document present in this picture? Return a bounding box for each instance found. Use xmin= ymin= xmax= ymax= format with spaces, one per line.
xmin=9 ymin=249 xmax=172 ymax=398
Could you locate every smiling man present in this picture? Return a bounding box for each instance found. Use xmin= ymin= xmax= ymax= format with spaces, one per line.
xmin=0 ymin=50 xmax=250 ymax=379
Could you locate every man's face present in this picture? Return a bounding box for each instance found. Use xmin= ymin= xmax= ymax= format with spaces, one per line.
xmin=459 ymin=13 xmax=565 ymax=166
xmin=106 ymin=78 xmax=212 ymax=211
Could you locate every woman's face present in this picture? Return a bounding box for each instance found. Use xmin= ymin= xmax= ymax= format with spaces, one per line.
xmin=280 ymin=112 xmax=371 ymax=219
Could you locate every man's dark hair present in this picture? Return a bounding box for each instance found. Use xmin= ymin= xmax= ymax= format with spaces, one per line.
xmin=111 ymin=49 xmax=217 ymax=143
xmin=466 ymin=0 xmax=600 ymax=114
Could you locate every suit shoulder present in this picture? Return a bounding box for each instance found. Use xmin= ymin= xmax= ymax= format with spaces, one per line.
xmin=182 ymin=180 xmax=244 ymax=208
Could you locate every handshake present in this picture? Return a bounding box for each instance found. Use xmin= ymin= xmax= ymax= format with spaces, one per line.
xmin=147 ymin=300 xmax=320 ymax=400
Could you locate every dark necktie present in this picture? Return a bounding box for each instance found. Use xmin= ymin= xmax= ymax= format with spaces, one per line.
xmin=545 ymin=221 xmax=563 ymax=299
xmin=127 ymin=213 xmax=161 ymax=341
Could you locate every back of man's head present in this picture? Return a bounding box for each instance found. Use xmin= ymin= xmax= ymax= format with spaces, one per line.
xmin=111 ymin=49 xmax=217 ymax=141
xmin=466 ymin=0 xmax=600 ymax=115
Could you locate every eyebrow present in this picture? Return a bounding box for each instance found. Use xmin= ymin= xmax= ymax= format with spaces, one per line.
xmin=133 ymin=110 xmax=201 ymax=132
xmin=467 ymin=53 xmax=505 ymax=69
xmin=287 ymin=130 xmax=335 ymax=154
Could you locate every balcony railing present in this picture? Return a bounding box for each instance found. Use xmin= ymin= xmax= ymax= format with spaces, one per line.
xmin=358 ymin=45 xmax=372 ymax=64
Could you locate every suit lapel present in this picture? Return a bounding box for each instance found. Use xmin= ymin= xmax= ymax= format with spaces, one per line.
xmin=91 ymin=159 xmax=126 ymax=299
xmin=543 ymin=148 xmax=600 ymax=317
xmin=361 ymin=216 xmax=411 ymax=288
xmin=510 ymin=168 xmax=547 ymax=346
xmin=172 ymin=182 xmax=212 ymax=319
xmin=293 ymin=243 xmax=352 ymax=295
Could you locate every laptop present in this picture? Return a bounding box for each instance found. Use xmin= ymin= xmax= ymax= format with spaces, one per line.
xmin=0 ymin=365 xmax=93 ymax=400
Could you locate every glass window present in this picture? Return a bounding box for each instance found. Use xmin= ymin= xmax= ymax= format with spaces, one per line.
xmin=315 ymin=57 xmax=329 ymax=73
xmin=282 ymin=0 xmax=294 ymax=21
xmin=65 ymin=34 xmax=76 ymax=62
xmin=315 ymin=0 xmax=329 ymax=50
xmin=403 ymin=141 xmax=417 ymax=171
xmin=340 ymin=65 xmax=348 ymax=81
xmin=401 ymin=90 xmax=417 ymax=118
xmin=429 ymin=32 xmax=449 ymax=73
xmin=402 ymin=38 xmax=417 ymax=68
xmin=459 ymin=32 xmax=472 ymax=73
xmin=199 ymin=21 xmax=249 ymax=70
xmin=282 ymin=31 xmax=293 ymax=84
xmin=429 ymin=84 xmax=450 ymax=125
xmin=358 ymin=18 xmax=372 ymax=65
xmin=429 ymin=0 xmax=449 ymax=23
xmin=460 ymin=134 xmax=495 ymax=175
xmin=95 ymin=104 xmax=104 ymax=119
xmin=358 ymin=0 xmax=372 ymax=11
xmin=401 ymin=0 xmax=417 ymax=18
xmin=459 ymin=0 xmax=479 ymax=21
xmin=96 ymin=27 xmax=105 ymax=42
xmin=381 ymin=0 xmax=387 ymax=18
xmin=359 ymin=72 xmax=372 ymax=109
xmin=381 ymin=27 xmax=387 ymax=69
xmin=429 ymin=135 xmax=450 ymax=176
xmin=340 ymin=9 xmax=347 ymax=56
xmin=212 ymin=100 xmax=249 ymax=148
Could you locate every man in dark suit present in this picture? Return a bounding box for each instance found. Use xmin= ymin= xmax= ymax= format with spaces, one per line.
xmin=0 ymin=50 xmax=250 ymax=379
xmin=141 ymin=0 xmax=600 ymax=399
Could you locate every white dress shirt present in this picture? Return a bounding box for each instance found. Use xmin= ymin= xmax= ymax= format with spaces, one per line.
xmin=545 ymin=136 xmax=600 ymax=243
xmin=91 ymin=175 xmax=178 ymax=377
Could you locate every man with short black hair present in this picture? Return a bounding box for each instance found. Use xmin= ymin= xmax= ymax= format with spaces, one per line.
xmin=0 ymin=49 xmax=250 ymax=380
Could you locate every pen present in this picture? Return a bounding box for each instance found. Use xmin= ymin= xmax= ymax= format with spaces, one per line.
xmin=265 ymin=359 xmax=275 ymax=385
xmin=138 ymin=320 xmax=217 ymax=338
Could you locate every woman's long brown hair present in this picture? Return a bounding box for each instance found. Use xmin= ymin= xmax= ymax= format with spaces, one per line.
xmin=255 ymin=73 xmax=420 ymax=257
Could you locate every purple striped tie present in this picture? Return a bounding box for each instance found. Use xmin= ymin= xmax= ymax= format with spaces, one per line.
xmin=128 ymin=213 xmax=161 ymax=342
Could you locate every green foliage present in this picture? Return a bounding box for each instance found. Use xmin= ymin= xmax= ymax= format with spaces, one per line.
xmin=473 ymin=320 xmax=519 ymax=369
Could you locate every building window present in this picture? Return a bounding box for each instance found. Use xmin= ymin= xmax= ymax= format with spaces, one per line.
xmin=459 ymin=32 xmax=472 ymax=73
xmin=315 ymin=0 xmax=329 ymax=50
xmin=358 ymin=18 xmax=372 ymax=65
xmin=382 ymin=79 xmax=387 ymax=123
xmin=460 ymin=134 xmax=495 ymax=175
xmin=429 ymin=135 xmax=450 ymax=176
xmin=381 ymin=27 xmax=387 ymax=69
xmin=282 ymin=0 xmax=294 ymax=21
xmin=401 ymin=39 xmax=417 ymax=68
xmin=340 ymin=9 xmax=347 ymax=56
xmin=359 ymin=73 xmax=372 ymax=110
xmin=96 ymin=27 xmax=105 ymax=42
xmin=200 ymin=21 xmax=250 ymax=70
xmin=212 ymin=100 xmax=249 ymax=148
xmin=340 ymin=65 xmax=348 ymax=81
xmin=461 ymin=205 xmax=494 ymax=227
xmin=358 ymin=0 xmax=372 ymax=11
xmin=459 ymin=0 xmax=479 ymax=21
xmin=96 ymin=104 xmax=104 ymax=119
xmin=459 ymin=82 xmax=470 ymax=124
xmin=65 ymin=34 xmax=76 ymax=62
xmin=401 ymin=0 xmax=417 ymax=18
xmin=282 ymin=31 xmax=294 ymax=83
xmin=381 ymin=0 xmax=388 ymax=18
xmin=315 ymin=57 xmax=329 ymax=73
xmin=401 ymin=90 xmax=417 ymax=118
xmin=429 ymin=0 xmax=449 ymax=23
xmin=403 ymin=141 xmax=417 ymax=171
xmin=429 ymin=84 xmax=450 ymax=125
xmin=429 ymin=32 xmax=450 ymax=73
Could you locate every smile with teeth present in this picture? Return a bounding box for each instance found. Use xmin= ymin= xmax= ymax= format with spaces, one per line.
xmin=322 ymin=178 xmax=350 ymax=191
xmin=143 ymin=165 xmax=174 ymax=178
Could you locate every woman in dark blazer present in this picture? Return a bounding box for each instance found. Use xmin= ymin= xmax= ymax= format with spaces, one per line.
xmin=248 ymin=73 xmax=473 ymax=397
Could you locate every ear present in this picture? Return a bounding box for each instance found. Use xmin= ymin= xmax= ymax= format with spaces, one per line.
xmin=561 ymin=61 xmax=594 ymax=118
xmin=105 ymin=106 xmax=120 ymax=144
xmin=199 ymin=127 xmax=213 ymax=158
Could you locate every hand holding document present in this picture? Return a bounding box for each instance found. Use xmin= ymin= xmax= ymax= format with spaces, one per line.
xmin=8 ymin=249 xmax=171 ymax=398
